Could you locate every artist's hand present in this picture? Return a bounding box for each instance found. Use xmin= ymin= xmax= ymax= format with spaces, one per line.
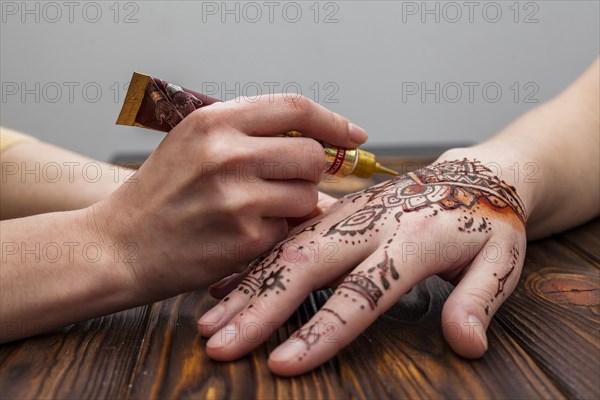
xmin=91 ymin=95 xmax=367 ymax=298
xmin=197 ymin=154 xmax=529 ymax=376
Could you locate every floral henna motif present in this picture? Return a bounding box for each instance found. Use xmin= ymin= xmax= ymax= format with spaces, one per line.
xmin=324 ymin=159 xmax=525 ymax=320
xmin=326 ymin=159 xmax=526 ymax=239
xmin=324 ymin=207 xmax=385 ymax=237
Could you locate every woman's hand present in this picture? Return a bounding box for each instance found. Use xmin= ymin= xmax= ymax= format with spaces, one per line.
xmin=197 ymin=156 xmax=529 ymax=376
xmin=92 ymin=94 xmax=368 ymax=298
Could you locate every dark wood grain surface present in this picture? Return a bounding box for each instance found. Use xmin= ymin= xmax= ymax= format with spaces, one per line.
xmin=1 ymin=156 xmax=599 ymax=400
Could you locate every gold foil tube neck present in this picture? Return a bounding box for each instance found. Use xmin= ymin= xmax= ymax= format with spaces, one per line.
xmin=287 ymin=130 xmax=398 ymax=179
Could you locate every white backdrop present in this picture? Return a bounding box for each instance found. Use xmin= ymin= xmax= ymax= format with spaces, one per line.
xmin=1 ymin=0 xmax=598 ymax=160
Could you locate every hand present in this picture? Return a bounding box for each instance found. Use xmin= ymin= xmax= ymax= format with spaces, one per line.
xmin=209 ymin=190 xmax=339 ymax=298
xmin=91 ymin=94 xmax=368 ymax=298
xmin=197 ymin=157 xmax=528 ymax=376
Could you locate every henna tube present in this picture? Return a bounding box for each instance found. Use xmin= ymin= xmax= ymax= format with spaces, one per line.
xmin=116 ymin=72 xmax=398 ymax=178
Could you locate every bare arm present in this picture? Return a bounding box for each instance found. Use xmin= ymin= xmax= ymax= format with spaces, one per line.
xmin=451 ymin=57 xmax=599 ymax=239
xmin=1 ymin=140 xmax=134 ymax=220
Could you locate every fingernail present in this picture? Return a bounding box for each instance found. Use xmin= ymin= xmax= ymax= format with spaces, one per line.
xmin=270 ymin=340 xmax=306 ymax=362
xmin=348 ymin=122 xmax=368 ymax=144
xmin=468 ymin=315 xmax=488 ymax=351
xmin=199 ymin=304 xmax=224 ymax=327
xmin=207 ymin=323 xmax=238 ymax=349
xmin=211 ymin=277 xmax=231 ymax=289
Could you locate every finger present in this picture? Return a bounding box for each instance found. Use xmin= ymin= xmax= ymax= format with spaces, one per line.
xmin=232 ymin=217 xmax=288 ymax=264
xmin=198 ymin=228 xmax=376 ymax=358
xmin=253 ymin=180 xmax=319 ymax=218
xmin=219 ymin=94 xmax=368 ymax=147
xmin=441 ymin=239 xmax=526 ymax=358
xmin=285 ymin=192 xmax=338 ymax=228
xmin=246 ymin=136 xmax=326 ymax=183
xmin=317 ymin=191 xmax=338 ymax=211
xmin=267 ymin=249 xmax=433 ymax=376
xmin=209 ymin=268 xmax=251 ymax=299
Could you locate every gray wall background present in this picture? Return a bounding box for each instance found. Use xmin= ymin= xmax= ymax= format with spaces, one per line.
xmin=1 ymin=0 xmax=598 ymax=161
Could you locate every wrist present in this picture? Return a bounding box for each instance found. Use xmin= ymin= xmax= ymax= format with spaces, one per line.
xmin=80 ymin=201 xmax=149 ymax=306
xmin=435 ymin=144 xmax=544 ymax=226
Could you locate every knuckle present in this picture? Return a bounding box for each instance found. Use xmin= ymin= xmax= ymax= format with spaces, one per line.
xmin=186 ymin=106 xmax=223 ymax=133
xmin=465 ymin=287 xmax=497 ymax=308
xmin=242 ymin=224 xmax=264 ymax=246
xmin=223 ymin=190 xmax=256 ymax=216
xmin=280 ymin=94 xmax=314 ymax=119
xmin=239 ymin=299 xmax=271 ymax=322
xmin=298 ymin=184 xmax=319 ymax=214
xmin=303 ymin=139 xmax=326 ymax=177
xmin=202 ymin=135 xmax=247 ymax=166
xmin=330 ymin=112 xmax=351 ymax=142
xmin=260 ymin=219 xmax=288 ymax=246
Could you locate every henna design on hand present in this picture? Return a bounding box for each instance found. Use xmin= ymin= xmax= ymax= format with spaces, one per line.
xmin=321 ymin=160 xmax=525 ymax=327
xmin=236 ymin=221 xmax=323 ymax=298
xmin=226 ymin=159 xmax=526 ymax=355
xmin=326 ymin=159 xmax=525 ymax=240
xmin=324 ymin=207 xmax=385 ymax=237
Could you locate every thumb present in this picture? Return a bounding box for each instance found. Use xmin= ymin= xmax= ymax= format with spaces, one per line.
xmin=441 ymin=241 xmax=525 ymax=358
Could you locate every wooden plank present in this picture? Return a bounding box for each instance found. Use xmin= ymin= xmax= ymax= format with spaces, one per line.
xmin=495 ymin=232 xmax=600 ymax=399
xmin=0 ymin=305 xmax=149 ymax=399
xmin=125 ymin=290 xmax=345 ymax=399
xmin=554 ymin=219 xmax=600 ymax=264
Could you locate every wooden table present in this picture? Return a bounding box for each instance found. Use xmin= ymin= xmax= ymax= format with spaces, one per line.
xmin=1 ymin=154 xmax=599 ymax=399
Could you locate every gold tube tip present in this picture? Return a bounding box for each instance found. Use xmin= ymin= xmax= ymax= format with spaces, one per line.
xmin=375 ymin=163 xmax=399 ymax=176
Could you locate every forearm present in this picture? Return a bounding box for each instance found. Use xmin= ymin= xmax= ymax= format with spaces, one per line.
xmin=0 ymin=208 xmax=143 ymax=342
xmin=1 ymin=141 xmax=134 ymax=220
xmin=440 ymin=58 xmax=600 ymax=240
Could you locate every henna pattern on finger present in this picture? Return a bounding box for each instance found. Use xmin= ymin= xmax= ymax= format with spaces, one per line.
xmin=368 ymin=251 xmax=399 ymax=290
xmin=258 ymin=266 xmax=287 ymax=296
xmin=338 ymin=273 xmax=383 ymax=310
xmin=336 ymin=251 xmax=399 ymax=311
xmin=289 ymin=316 xmax=340 ymax=361
xmin=321 ymin=308 xmax=347 ymax=325
xmin=494 ymin=244 xmax=519 ymax=298
xmin=485 ymin=244 xmax=520 ymax=315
